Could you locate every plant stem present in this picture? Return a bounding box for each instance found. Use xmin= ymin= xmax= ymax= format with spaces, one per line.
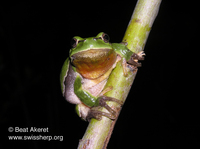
xmin=77 ymin=0 xmax=162 ymax=149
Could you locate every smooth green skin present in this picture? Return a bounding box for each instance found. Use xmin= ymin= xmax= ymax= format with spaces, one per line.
xmin=60 ymin=32 xmax=133 ymax=110
xmin=74 ymin=75 xmax=97 ymax=107
xmin=60 ymin=57 xmax=69 ymax=95
xmin=70 ymin=32 xmax=112 ymax=57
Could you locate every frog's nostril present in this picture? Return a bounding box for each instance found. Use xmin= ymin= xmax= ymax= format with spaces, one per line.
xmin=93 ymin=37 xmax=101 ymax=41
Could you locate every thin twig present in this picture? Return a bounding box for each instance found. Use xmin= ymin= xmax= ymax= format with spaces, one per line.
xmin=78 ymin=0 xmax=162 ymax=148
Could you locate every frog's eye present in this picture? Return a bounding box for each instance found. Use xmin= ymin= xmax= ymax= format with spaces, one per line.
xmin=102 ymin=33 xmax=110 ymax=43
xmin=71 ymin=38 xmax=78 ymax=48
xmin=71 ymin=38 xmax=84 ymax=48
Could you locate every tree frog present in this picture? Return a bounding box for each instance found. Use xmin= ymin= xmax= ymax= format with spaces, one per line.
xmin=60 ymin=32 xmax=144 ymax=121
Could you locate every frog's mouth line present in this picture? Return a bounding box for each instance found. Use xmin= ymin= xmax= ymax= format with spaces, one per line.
xmin=71 ymin=48 xmax=117 ymax=79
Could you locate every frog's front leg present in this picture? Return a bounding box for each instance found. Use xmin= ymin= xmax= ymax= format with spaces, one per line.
xmin=122 ymin=51 xmax=145 ymax=76
xmin=127 ymin=51 xmax=145 ymax=67
xmin=86 ymin=96 xmax=123 ymax=121
xmin=121 ymin=51 xmax=145 ymax=76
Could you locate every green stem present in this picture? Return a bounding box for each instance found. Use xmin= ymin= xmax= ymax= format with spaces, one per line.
xmin=77 ymin=0 xmax=162 ymax=148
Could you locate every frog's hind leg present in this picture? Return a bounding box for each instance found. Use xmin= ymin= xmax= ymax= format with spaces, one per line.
xmin=87 ymin=109 xmax=115 ymax=121
xmin=97 ymin=96 xmax=123 ymax=114
xmin=86 ymin=96 xmax=123 ymax=121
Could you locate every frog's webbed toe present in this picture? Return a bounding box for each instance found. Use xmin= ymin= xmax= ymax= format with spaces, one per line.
xmin=127 ymin=58 xmax=142 ymax=67
xmin=86 ymin=96 xmax=123 ymax=121
xmin=127 ymin=51 xmax=145 ymax=67
xmin=87 ymin=109 xmax=116 ymax=121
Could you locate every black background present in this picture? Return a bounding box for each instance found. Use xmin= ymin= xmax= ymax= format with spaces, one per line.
xmin=0 ymin=1 xmax=199 ymax=149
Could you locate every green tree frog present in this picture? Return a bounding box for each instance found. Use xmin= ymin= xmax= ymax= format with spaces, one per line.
xmin=60 ymin=32 xmax=144 ymax=121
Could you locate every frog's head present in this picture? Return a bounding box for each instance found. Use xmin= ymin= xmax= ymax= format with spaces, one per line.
xmin=69 ymin=32 xmax=117 ymax=79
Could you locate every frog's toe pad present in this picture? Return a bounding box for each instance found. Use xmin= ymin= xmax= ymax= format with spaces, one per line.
xmin=137 ymin=51 xmax=145 ymax=59
xmin=127 ymin=51 xmax=145 ymax=67
xmin=86 ymin=110 xmax=116 ymax=121
xmin=86 ymin=96 xmax=122 ymax=121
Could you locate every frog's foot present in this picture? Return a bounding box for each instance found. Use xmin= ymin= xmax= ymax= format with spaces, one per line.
xmin=137 ymin=51 xmax=146 ymax=59
xmin=86 ymin=96 xmax=123 ymax=121
xmin=127 ymin=51 xmax=145 ymax=67
xmin=122 ymin=51 xmax=145 ymax=76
